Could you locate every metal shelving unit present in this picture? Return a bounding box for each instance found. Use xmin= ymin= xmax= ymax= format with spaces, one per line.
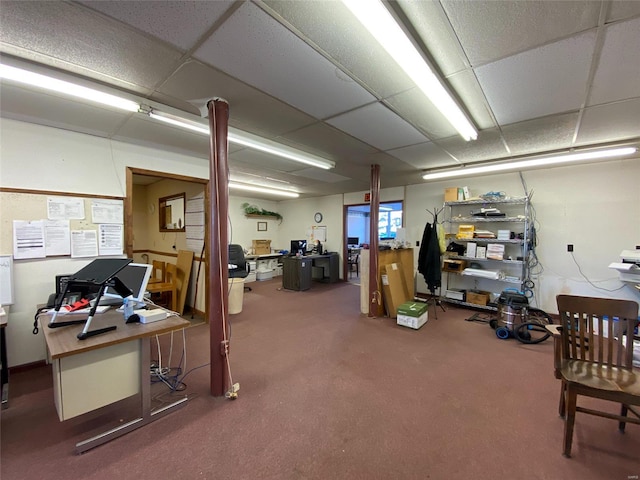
xmin=441 ymin=196 xmax=532 ymax=310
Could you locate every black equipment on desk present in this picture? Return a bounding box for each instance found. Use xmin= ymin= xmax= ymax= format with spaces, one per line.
xmin=49 ymin=258 xmax=133 ymax=340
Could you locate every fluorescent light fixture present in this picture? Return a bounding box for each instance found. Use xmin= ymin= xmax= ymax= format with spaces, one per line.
xmin=148 ymin=111 xmax=209 ymax=135
xmin=342 ymin=0 xmax=477 ymax=141
xmin=229 ymin=182 xmax=300 ymax=198
xmin=422 ymin=147 xmax=638 ymax=180
xmin=147 ymin=108 xmax=335 ymax=170
xmin=227 ymin=130 xmax=335 ymax=170
xmin=0 ymin=63 xmax=140 ymax=112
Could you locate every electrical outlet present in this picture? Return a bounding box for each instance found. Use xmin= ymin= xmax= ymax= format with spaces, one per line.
xmin=567 ymin=244 xmax=574 ymax=252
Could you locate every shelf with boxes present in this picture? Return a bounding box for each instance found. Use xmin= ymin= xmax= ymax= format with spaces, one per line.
xmin=441 ymin=195 xmax=533 ymax=310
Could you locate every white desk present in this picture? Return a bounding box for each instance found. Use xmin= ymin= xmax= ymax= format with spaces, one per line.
xmin=39 ymin=309 xmax=189 ymax=453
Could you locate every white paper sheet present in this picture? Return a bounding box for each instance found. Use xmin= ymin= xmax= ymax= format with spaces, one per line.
xmin=91 ymin=199 xmax=123 ymax=224
xmin=98 ymin=224 xmax=123 ymax=255
xmin=13 ymin=220 xmax=46 ymax=259
xmin=45 ymin=219 xmax=71 ymax=256
xmin=71 ymin=230 xmax=98 ymax=258
xmin=47 ymin=196 xmax=85 ymax=220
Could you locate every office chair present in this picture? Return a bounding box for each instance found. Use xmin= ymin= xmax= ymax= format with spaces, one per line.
xmin=228 ymin=244 xmax=252 ymax=292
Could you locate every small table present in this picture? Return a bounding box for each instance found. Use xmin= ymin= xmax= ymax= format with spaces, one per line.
xmin=39 ymin=308 xmax=189 ymax=453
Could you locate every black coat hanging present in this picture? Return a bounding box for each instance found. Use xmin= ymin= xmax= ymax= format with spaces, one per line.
xmin=418 ymin=212 xmax=442 ymax=294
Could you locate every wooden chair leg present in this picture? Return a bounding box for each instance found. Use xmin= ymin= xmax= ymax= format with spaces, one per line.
xmin=558 ymin=380 xmax=566 ymax=418
xmin=563 ymin=386 xmax=577 ymax=457
xmin=619 ymin=404 xmax=628 ymax=432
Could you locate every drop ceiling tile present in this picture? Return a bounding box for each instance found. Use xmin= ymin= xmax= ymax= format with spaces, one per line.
xmin=0 ymin=1 xmax=183 ymax=91
xmin=387 ymin=142 xmax=457 ymax=170
xmin=441 ymin=0 xmax=601 ymax=65
xmin=475 ymin=30 xmax=597 ymax=125
xmin=436 ymin=128 xmax=508 ymax=163
xmin=446 ymin=70 xmax=496 ymax=130
xmin=194 ymin=2 xmax=375 ymax=120
xmin=156 ymin=60 xmax=318 ymax=137
xmin=327 ymin=103 xmax=429 ymax=151
xmin=501 ymin=112 xmax=579 ymax=156
xmin=78 ymin=0 xmax=234 ymax=51
xmin=262 ymin=0 xmax=413 ymax=97
xmin=114 ymin=116 xmax=210 ymax=159
xmin=607 ymin=1 xmax=640 ymax=22
xmin=575 ymin=98 xmax=640 ymax=146
xmin=0 ymin=84 xmax=132 ymax=138
xmin=588 ymin=18 xmax=640 ymax=106
xmin=384 ymin=88 xmax=458 ymax=140
xmin=396 ymin=0 xmax=468 ymax=76
xmin=280 ymin=122 xmax=377 ymax=165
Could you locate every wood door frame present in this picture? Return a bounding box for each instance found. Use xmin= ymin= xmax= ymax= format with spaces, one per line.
xmin=125 ymin=167 xmax=209 ymax=317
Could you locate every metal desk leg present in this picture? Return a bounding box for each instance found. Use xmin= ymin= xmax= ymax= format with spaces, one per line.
xmin=75 ymin=336 xmax=188 ymax=453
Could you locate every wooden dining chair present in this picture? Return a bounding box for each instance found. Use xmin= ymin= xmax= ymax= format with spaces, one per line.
xmin=553 ymin=294 xmax=639 ymax=457
xmin=147 ymin=263 xmax=177 ymax=312
xmin=150 ymin=260 xmax=166 ymax=283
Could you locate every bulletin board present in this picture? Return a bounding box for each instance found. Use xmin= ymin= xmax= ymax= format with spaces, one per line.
xmin=0 ymin=189 xmax=124 ymax=258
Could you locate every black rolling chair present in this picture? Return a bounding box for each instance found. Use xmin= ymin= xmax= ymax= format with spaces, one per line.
xmin=228 ymin=244 xmax=252 ymax=291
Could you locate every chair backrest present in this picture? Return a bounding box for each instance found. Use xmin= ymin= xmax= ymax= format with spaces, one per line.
xmin=152 ymin=260 xmax=165 ymax=282
xmin=228 ymin=244 xmax=248 ymax=278
xmin=556 ymin=294 xmax=639 ymax=370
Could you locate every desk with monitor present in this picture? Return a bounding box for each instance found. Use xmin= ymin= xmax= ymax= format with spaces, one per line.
xmin=282 ymin=253 xmax=339 ymax=291
xmin=39 ymin=308 xmax=189 ymax=453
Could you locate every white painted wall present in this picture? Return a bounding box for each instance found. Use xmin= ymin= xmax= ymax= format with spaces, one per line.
xmin=2 ymin=117 xmax=639 ymax=367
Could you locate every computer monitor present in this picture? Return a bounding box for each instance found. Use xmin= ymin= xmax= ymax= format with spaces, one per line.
xmin=347 ymin=237 xmax=359 ymax=247
xmin=100 ymin=263 xmax=152 ymax=306
xmin=290 ymin=239 xmax=307 ymax=255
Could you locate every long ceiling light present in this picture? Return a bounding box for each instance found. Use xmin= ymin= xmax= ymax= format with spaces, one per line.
xmin=229 ymin=182 xmax=299 ymax=198
xmin=422 ymin=147 xmax=638 ymax=180
xmin=147 ymin=109 xmax=335 ymax=170
xmin=342 ymin=0 xmax=477 ymax=142
xmin=0 ymin=63 xmax=140 ymax=112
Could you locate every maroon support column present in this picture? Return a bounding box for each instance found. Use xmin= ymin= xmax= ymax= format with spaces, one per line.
xmin=368 ymin=164 xmax=380 ymax=317
xmin=207 ymin=98 xmax=230 ymax=397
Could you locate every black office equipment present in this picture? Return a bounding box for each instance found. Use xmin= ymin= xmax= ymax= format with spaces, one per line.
xmin=347 ymin=237 xmax=359 ymax=247
xmin=290 ymin=239 xmax=307 ymax=256
xmin=229 ymin=244 xmax=252 ymax=292
xmin=49 ymin=258 xmax=133 ymax=340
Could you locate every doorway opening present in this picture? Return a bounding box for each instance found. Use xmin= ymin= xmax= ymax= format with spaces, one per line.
xmin=343 ymin=201 xmax=404 ymax=283
xmin=125 ymin=167 xmax=208 ymax=322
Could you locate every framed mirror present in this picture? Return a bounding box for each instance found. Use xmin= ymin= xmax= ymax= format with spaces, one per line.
xmin=159 ymin=193 xmax=186 ymax=232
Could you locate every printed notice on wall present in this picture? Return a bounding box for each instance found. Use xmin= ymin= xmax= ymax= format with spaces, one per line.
xmin=98 ymin=224 xmax=123 ymax=256
xmin=47 ymin=196 xmax=85 ymax=220
xmin=45 ymin=219 xmax=71 ymax=256
xmin=13 ymin=220 xmax=46 ymax=259
xmin=185 ymin=193 xmax=205 ymax=253
xmin=91 ymin=199 xmax=123 ymax=224
xmin=71 ymin=230 xmax=98 ymax=258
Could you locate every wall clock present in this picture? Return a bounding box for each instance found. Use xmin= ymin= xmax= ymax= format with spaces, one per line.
xmin=314 ymin=212 xmax=323 ymax=223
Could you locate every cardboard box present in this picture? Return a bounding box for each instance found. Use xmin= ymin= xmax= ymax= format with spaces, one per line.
xmin=381 ymin=263 xmax=412 ymax=318
xmin=252 ymin=239 xmax=271 ymax=255
xmin=466 ymin=290 xmax=491 ymax=306
xmin=444 ymin=187 xmax=463 ymax=202
xmin=445 ymin=289 xmax=466 ymax=301
xmin=397 ymin=301 xmax=429 ymax=329
xmin=442 ymin=258 xmax=467 ymax=272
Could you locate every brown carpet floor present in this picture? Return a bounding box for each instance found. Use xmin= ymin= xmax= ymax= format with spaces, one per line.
xmin=1 ymin=278 xmax=639 ymax=480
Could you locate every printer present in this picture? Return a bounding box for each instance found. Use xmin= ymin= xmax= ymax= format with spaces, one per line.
xmin=609 ymin=250 xmax=640 ymax=291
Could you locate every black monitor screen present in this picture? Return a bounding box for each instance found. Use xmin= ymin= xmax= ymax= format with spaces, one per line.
xmin=347 ymin=237 xmax=359 ymax=246
xmin=290 ymin=239 xmax=307 ymax=254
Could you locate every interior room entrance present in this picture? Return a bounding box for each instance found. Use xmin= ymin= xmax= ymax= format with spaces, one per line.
xmin=344 ymin=201 xmax=404 ymax=284
xmin=125 ymin=168 xmax=208 ymax=322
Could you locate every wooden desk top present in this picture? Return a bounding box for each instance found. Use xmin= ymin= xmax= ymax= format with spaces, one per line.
xmin=39 ymin=309 xmax=189 ymax=359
